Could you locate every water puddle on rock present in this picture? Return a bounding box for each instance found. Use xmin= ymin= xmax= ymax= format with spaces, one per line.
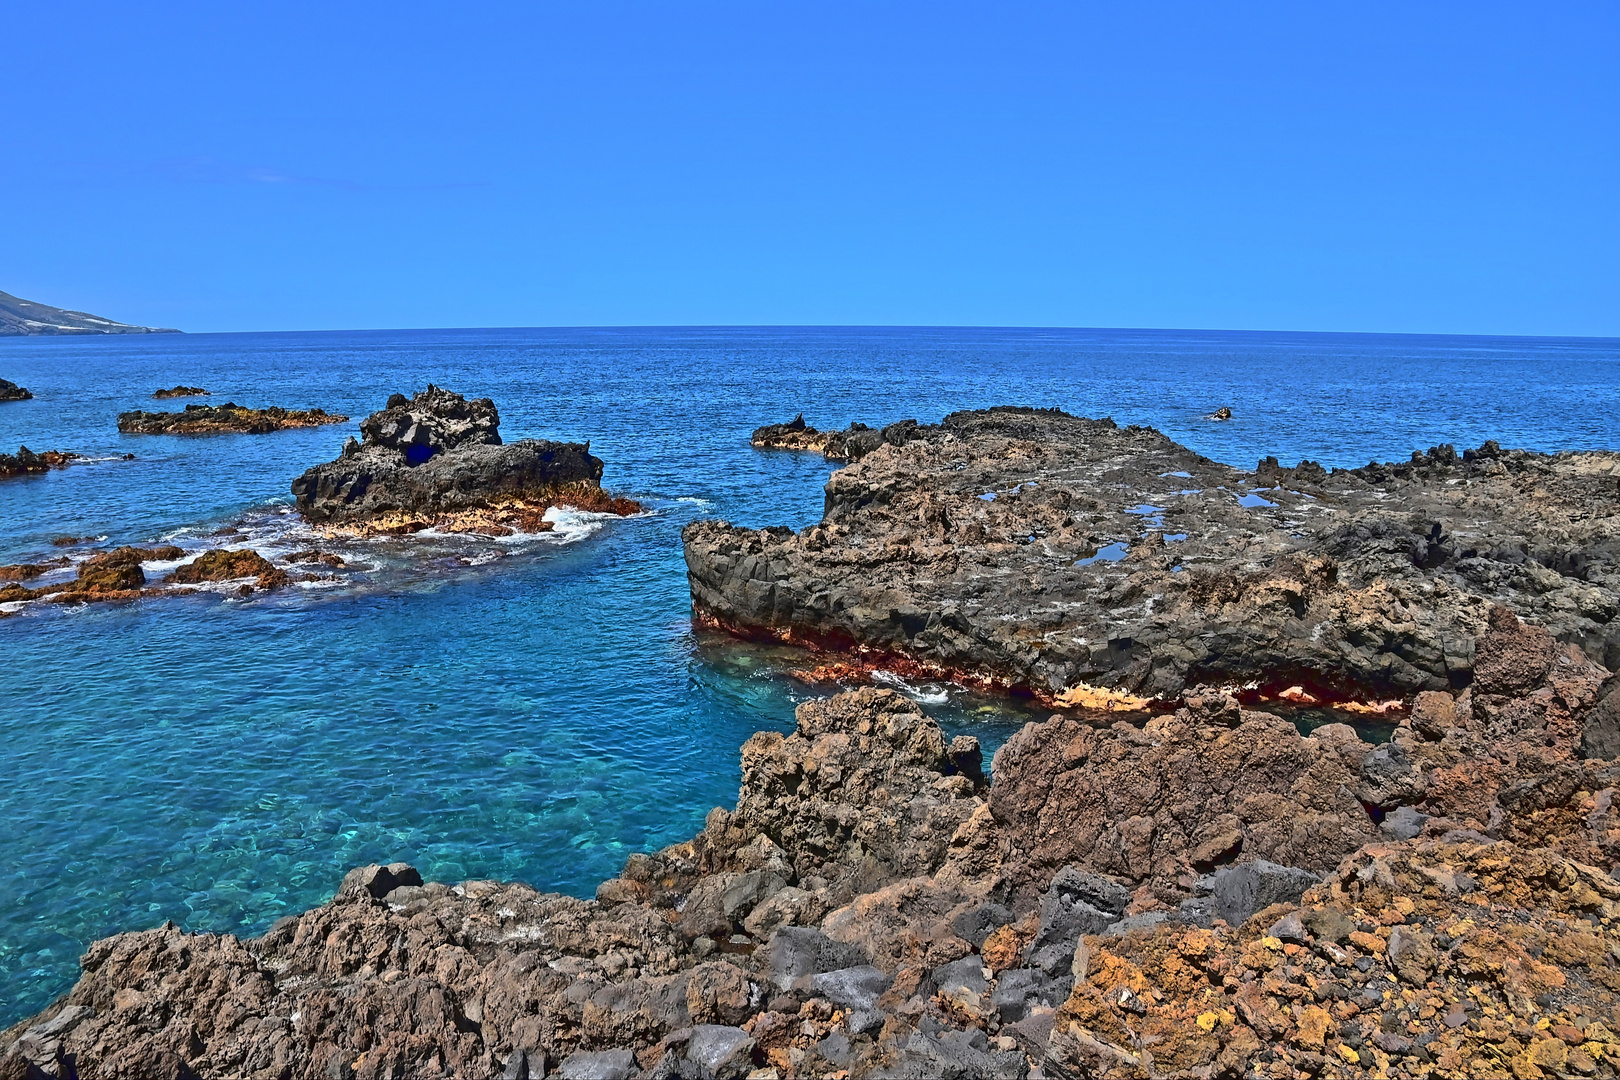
xmin=1076 ymin=541 xmax=1130 ymax=566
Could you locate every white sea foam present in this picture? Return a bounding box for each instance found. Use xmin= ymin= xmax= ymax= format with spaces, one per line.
xmin=871 ymin=670 xmax=950 ymax=705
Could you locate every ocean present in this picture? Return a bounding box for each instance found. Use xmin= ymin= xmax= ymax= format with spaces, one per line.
xmin=0 ymin=325 xmax=1615 ymax=1024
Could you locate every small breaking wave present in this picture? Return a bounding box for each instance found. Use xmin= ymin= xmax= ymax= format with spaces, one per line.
xmin=871 ymin=670 xmax=951 ymax=705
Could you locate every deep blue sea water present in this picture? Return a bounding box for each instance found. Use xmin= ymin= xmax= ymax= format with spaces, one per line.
xmin=0 ymin=326 xmax=1616 ymax=1025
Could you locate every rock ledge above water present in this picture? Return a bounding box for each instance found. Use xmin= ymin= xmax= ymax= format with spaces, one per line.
xmin=291 ymin=385 xmax=636 ymax=534
xmin=694 ymin=406 xmax=1620 ymax=704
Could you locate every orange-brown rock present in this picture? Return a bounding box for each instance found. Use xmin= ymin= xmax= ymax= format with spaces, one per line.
xmin=168 ymin=549 xmax=290 ymax=590
xmin=117 ymin=402 xmax=346 ymax=435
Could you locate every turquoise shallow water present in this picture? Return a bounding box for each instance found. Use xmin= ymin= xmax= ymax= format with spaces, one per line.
xmin=0 ymin=326 xmax=1616 ymax=1024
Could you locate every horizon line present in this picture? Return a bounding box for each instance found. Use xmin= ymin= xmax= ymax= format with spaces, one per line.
xmin=8 ymin=323 xmax=1619 ymax=344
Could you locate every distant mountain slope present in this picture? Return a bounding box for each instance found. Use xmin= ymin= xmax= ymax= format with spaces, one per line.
xmin=0 ymin=290 xmax=179 ymax=335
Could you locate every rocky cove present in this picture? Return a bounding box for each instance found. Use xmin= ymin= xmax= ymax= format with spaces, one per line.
xmin=6 ymin=398 xmax=1620 ymax=1078
xmin=7 ymin=609 xmax=1620 ymax=1079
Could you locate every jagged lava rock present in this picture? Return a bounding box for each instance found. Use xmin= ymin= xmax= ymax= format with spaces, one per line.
xmin=118 ymin=402 xmax=346 ymax=435
xmin=687 ymin=407 xmax=1620 ymax=703
xmin=291 ymin=386 xmax=625 ymax=531
xmin=750 ymin=414 xmax=898 ymax=462
xmin=0 ymin=378 xmax=32 ymax=402
xmin=151 ymin=385 xmax=208 ymax=399
xmin=10 ymin=615 xmax=1620 ymax=1078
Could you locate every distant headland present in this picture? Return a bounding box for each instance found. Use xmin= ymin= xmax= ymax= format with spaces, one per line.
xmin=0 ymin=289 xmax=179 ymax=336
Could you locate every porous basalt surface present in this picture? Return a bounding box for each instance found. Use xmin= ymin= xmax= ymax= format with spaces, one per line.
xmin=10 ymin=611 xmax=1620 ymax=1079
xmin=0 ymin=447 xmax=77 ymax=479
xmin=151 ymin=385 xmax=208 ymax=399
xmin=0 ymin=378 xmax=31 ymax=402
xmin=291 ymin=385 xmax=636 ymax=533
xmin=117 ymin=403 xmax=346 ymax=435
xmin=689 ymin=407 xmax=1620 ymax=704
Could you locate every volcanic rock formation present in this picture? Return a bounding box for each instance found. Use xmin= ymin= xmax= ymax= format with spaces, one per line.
xmin=689 ymin=407 xmax=1620 ymax=705
xmin=0 ymin=378 xmax=31 ymax=402
xmin=152 ymin=385 xmax=208 ymax=399
xmin=0 ymin=447 xmax=76 ymax=479
xmin=117 ymin=403 xmax=347 ymax=435
xmin=291 ymin=385 xmax=636 ymax=534
xmin=750 ymin=416 xmax=896 ymax=462
xmin=7 ymin=611 xmax=1620 ymax=1078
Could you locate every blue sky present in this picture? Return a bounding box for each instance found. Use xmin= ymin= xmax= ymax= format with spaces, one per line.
xmin=3 ymin=2 xmax=1616 ymax=335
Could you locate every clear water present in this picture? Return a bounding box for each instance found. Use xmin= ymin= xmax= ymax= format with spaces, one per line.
xmin=0 ymin=326 xmax=1615 ymax=1024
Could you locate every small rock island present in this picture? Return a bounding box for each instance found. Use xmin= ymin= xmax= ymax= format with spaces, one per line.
xmin=0 ymin=447 xmax=77 ymax=479
xmin=291 ymin=385 xmax=639 ymax=536
xmin=0 ymin=378 xmax=32 ymax=402
xmin=152 ymin=385 xmax=208 ymax=399
xmin=117 ymin=403 xmax=347 ymax=435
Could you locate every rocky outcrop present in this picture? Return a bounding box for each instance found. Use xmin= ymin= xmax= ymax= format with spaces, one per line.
xmin=10 ymin=610 xmax=1620 ymax=1078
xmin=0 ymin=378 xmax=31 ymax=402
xmin=291 ymin=386 xmax=637 ymax=534
xmin=0 ymin=546 xmax=185 ymax=606
xmin=152 ymin=385 xmax=207 ymax=399
xmin=0 ymin=545 xmax=304 ymax=611
xmin=750 ymin=416 xmax=920 ymax=463
xmin=118 ymin=403 xmax=347 ymax=435
xmin=0 ymin=290 xmax=178 ymax=336
xmin=168 ymin=549 xmax=291 ymax=592
xmin=688 ymin=407 xmax=1620 ymax=705
xmin=0 ymin=447 xmax=76 ymax=479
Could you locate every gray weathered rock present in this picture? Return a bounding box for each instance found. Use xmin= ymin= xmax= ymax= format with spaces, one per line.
xmin=556 ymin=1048 xmax=636 ymax=1080
xmin=688 ymin=408 xmax=1620 ymax=699
xmin=292 ymin=386 xmax=606 ymax=525
xmin=1022 ymin=867 xmax=1130 ymax=973
xmin=761 ymin=927 xmax=870 ymax=992
xmin=684 ymin=1024 xmax=755 ymax=1080
xmin=1208 ymin=860 xmax=1322 ymax=926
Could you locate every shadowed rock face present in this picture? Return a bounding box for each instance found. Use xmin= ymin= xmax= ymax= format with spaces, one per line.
xmin=10 ymin=611 xmax=1620 ymax=1079
xmin=0 ymin=378 xmax=31 ymax=402
xmin=290 ymin=386 xmax=608 ymax=527
xmin=686 ymin=407 xmax=1620 ymax=703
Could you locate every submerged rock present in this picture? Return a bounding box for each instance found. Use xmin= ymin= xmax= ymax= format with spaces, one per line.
xmin=0 ymin=378 xmax=32 ymax=402
xmin=151 ymin=385 xmax=208 ymax=399
xmin=117 ymin=402 xmax=347 ymax=435
xmin=688 ymin=406 xmax=1620 ymax=704
xmin=291 ymin=385 xmax=638 ymax=534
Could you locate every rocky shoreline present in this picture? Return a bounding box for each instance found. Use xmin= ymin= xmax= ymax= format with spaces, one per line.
xmin=691 ymin=407 xmax=1620 ymax=707
xmin=0 ymin=378 xmax=31 ymax=403
xmin=7 ymin=405 xmax=1620 ymax=1078
xmin=117 ymin=403 xmax=348 ymax=435
xmin=6 ymin=607 xmax=1620 ymax=1078
xmin=292 ymin=386 xmax=640 ymax=537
